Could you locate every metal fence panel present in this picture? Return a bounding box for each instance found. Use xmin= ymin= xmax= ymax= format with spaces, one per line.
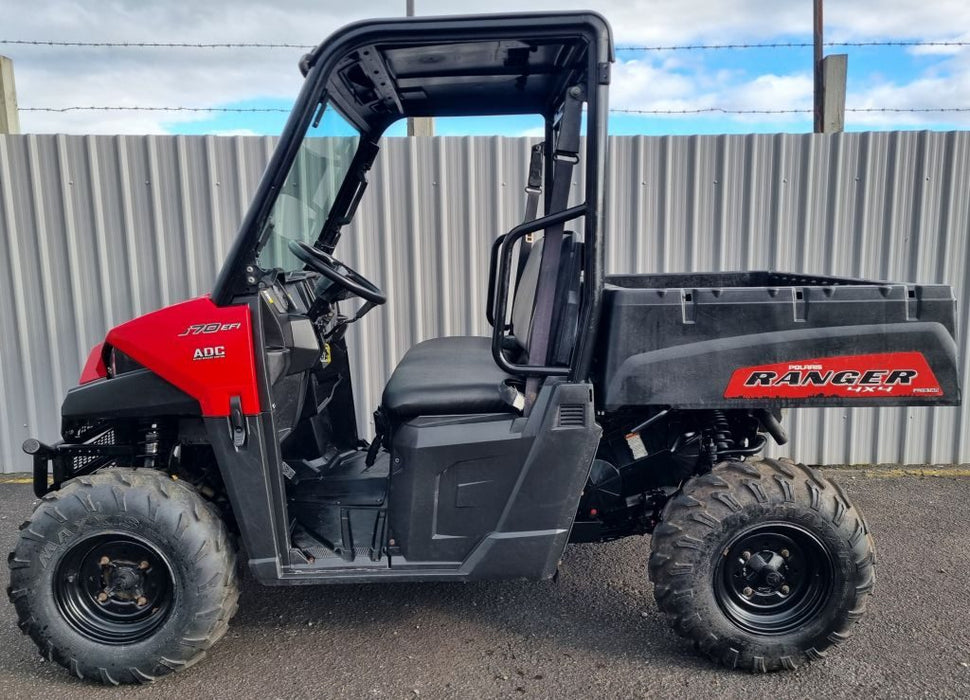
xmin=0 ymin=131 xmax=967 ymax=472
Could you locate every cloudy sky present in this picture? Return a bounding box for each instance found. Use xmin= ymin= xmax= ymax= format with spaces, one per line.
xmin=3 ymin=0 xmax=969 ymax=136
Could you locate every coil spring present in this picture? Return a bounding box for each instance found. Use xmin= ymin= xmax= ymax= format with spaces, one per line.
xmin=710 ymin=410 xmax=735 ymax=455
xmin=142 ymin=424 xmax=160 ymax=469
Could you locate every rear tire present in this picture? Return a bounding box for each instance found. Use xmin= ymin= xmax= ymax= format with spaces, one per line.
xmin=648 ymin=458 xmax=875 ymax=672
xmin=7 ymin=469 xmax=239 ymax=685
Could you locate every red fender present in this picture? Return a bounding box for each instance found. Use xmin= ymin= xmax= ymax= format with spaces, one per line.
xmin=105 ymin=297 xmax=261 ymax=416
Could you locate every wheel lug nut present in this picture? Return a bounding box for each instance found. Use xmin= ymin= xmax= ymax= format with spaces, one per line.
xmin=97 ymin=592 xmax=109 ymax=603
xmin=742 ymin=587 xmax=754 ymax=597
xmin=136 ymin=596 xmax=148 ymax=607
xmin=99 ymin=556 xmax=110 ymax=566
xmin=138 ymin=560 xmax=150 ymax=570
xmin=780 ymin=585 xmax=790 ymax=595
xmin=780 ymin=549 xmax=790 ymax=559
xmin=741 ymin=551 xmax=751 ymax=561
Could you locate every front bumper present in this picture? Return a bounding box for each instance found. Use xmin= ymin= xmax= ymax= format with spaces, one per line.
xmin=23 ymin=436 xmax=133 ymax=498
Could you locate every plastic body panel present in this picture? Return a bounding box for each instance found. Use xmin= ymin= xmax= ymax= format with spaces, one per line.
xmin=79 ymin=343 xmax=107 ymax=384
xmin=388 ymin=381 xmax=601 ymax=581
xmin=596 ymin=272 xmax=960 ymax=409
xmin=62 ymin=369 xmax=200 ymax=420
xmin=389 ymin=414 xmax=531 ymax=563
xmin=210 ymin=380 xmax=600 ymax=585
xmin=105 ymin=296 xmax=261 ymax=416
xmin=205 ymin=413 xmax=290 ymax=582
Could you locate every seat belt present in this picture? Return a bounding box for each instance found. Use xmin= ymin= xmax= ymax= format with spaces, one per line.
xmin=524 ymin=86 xmax=584 ymax=409
xmin=516 ymin=142 xmax=545 ymax=284
xmin=488 ymin=142 xmax=545 ymax=329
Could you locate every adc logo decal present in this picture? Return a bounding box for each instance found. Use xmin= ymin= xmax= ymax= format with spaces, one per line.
xmin=193 ymin=346 xmax=226 ymax=361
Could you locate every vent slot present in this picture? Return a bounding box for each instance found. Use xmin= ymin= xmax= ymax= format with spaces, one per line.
xmin=557 ymin=404 xmax=586 ymax=427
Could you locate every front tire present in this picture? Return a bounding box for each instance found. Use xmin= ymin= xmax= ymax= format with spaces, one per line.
xmin=648 ymin=458 xmax=875 ymax=672
xmin=7 ymin=469 xmax=239 ymax=684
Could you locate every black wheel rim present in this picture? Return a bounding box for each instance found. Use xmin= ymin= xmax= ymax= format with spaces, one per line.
xmin=54 ymin=533 xmax=176 ymax=645
xmin=714 ymin=522 xmax=835 ymax=635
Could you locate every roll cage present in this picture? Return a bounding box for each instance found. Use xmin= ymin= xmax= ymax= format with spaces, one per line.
xmin=212 ymin=11 xmax=614 ymax=381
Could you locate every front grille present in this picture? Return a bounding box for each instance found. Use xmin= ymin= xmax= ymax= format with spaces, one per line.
xmin=71 ymin=429 xmax=116 ymax=471
xmin=557 ymin=404 xmax=586 ymax=427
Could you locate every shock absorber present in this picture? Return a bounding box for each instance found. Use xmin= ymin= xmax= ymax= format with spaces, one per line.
xmin=142 ymin=424 xmax=159 ymax=469
xmin=706 ymin=410 xmax=768 ymax=462
xmin=710 ymin=410 xmax=735 ymax=455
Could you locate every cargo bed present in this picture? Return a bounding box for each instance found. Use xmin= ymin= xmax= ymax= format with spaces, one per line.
xmin=595 ymin=271 xmax=960 ymax=410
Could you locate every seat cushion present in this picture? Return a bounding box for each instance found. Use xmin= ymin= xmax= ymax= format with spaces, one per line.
xmin=382 ymin=336 xmax=516 ymax=419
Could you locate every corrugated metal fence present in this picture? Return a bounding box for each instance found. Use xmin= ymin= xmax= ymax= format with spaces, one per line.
xmin=0 ymin=132 xmax=967 ymax=472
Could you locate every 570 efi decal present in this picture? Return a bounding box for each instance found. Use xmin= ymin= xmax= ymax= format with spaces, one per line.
xmin=724 ymin=352 xmax=942 ymax=399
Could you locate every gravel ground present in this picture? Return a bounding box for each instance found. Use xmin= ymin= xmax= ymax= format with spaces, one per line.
xmin=1 ymin=469 xmax=969 ymax=699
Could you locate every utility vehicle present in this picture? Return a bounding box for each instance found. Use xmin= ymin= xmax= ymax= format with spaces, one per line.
xmin=8 ymin=11 xmax=960 ymax=683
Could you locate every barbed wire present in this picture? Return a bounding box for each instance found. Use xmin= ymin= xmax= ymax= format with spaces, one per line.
xmin=615 ymin=40 xmax=970 ymax=51
xmin=611 ymin=107 xmax=970 ymax=115
xmin=0 ymin=39 xmax=314 ymax=49
xmin=20 ymin=105 xmax=292 ymax=113
xmin=2 ymin=38 xmax=968 ymax=51
xmin=20 ymin=105 xmax=970 ymax=116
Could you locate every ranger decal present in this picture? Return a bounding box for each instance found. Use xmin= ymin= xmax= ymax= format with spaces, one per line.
xmin=724 ymin=352 xmax=942 ymax=399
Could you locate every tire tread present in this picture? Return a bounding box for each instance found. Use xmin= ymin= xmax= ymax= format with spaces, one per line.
xmin=649 ymin=458 xmax=875 ymax=673
xmin=6 ymin=468 xmax=239 ymax=685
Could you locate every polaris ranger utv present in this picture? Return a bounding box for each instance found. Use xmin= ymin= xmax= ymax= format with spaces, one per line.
xmin=8 ymin=11 xmax=960 ymax=684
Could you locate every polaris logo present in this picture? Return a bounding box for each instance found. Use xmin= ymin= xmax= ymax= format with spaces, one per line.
xmin=744 ymin=369 xmax=918 ymax=388
xmin=193 ymin=346 xmax=226 ymax=361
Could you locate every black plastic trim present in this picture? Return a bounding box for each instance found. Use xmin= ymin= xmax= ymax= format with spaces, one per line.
xmin=61 ymin=369 xmax=200 ymax=419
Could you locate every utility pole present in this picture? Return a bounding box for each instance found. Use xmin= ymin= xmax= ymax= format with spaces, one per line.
xmin=812 ymin=0 xmax=848 ymax=133
xmin=813 ymin=0 xmax=823 ymax=133
xmin=0 ymin=55 xmax=21 ymax=135
xmin=405 ymin=0 xmax=434 ymax=137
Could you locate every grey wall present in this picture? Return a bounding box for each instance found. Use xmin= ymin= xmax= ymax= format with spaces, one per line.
xmin=0 ymin=131 xmax=967 ymax=472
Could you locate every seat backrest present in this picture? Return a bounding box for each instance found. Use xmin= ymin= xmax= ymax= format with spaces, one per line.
xmin=509 ymin=234 xmax=582 ymax=362
xmin=509 ymin=237 xmax=543 ymax=351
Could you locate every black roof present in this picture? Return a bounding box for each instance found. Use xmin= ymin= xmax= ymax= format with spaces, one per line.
xmin=301 ymin=12 xmax=614 ymax=131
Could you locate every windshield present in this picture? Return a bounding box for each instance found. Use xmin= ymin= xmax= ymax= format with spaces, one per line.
xmin=257 ymin=102 xmax=360 ymax=272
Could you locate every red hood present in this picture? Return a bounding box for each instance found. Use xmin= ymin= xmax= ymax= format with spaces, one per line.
xmin=96 ymin=296 xmax=261 ymax=417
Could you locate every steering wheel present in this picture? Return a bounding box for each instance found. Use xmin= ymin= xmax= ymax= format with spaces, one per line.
xmin=287 ymin=240 xmax=386 ymax=305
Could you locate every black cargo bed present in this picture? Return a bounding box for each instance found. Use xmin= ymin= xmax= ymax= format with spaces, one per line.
xmin=595 ymin=271 xmax=960 ymax=410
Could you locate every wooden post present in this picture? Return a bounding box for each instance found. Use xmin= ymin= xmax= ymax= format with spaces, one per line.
xmin=821 ymin=54 xmax=847 ymax=133
xmin=0 ymin=55 xmax=21 ymax=135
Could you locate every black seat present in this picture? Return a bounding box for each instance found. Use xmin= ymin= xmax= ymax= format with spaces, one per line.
xmin=381 ymin=336 xmax=516 ymax=419
xmin=381 ymin=235 xmax=581 ymax=420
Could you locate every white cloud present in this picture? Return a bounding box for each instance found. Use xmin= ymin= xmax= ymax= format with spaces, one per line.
xmin=825 ymin=1 xmax=970 ymax=42
xmin=2 ymin=0 xmax=969 ymax=133
xmin=732 ymin=74 xmax=813 ymax=112
xmin=611 ymin=59 xmax=701 ymax=110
